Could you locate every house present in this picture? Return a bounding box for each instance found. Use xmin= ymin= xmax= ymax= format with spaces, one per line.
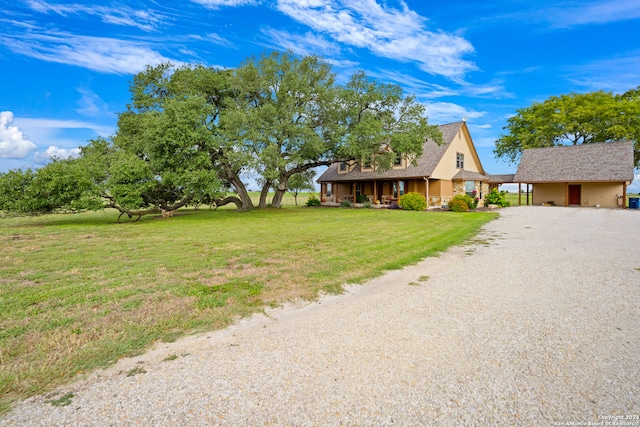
xmin=512 ymin=141 xmax=635 ymax=208
xmin=317 ymin=121 xmax=491 ymax=208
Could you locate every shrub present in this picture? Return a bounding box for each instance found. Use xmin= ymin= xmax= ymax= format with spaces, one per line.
xmin=362 ymin=201 xmax=372 ymax=208
xmin=356 ymin=194 xmax=369 ymax=203
xmin=448 ymin=196 xmax=469 ymax=212
xmin=306 ymin=195 xmax=321 ymax=207
xmin=340 ymin=200 xmax=352 ymax=208
xmin=399 ymin=192 xmax=427 ymax=211
xmin=450 ymin=194 xmax=477 ymax=210
xmin=485 ymin=189 xmax=511 ymax=207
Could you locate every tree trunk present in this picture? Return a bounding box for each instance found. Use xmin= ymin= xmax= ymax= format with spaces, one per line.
xmin=214 ymin=196 xmax=243 ymax=209
xmin=221 ymin=163 xmax=254 ymax=210
xmin=270 ymin=178 xmax=288 ymax=208
xmin=259 ymin=180 xmax=271 ymax=208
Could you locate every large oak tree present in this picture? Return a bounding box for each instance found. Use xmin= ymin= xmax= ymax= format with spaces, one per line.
xmin=495 ymin=89 xmax=640 ymax=166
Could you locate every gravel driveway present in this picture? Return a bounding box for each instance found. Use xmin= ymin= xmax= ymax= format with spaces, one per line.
xmin=2 ymin=206 xmax=639 ymax=426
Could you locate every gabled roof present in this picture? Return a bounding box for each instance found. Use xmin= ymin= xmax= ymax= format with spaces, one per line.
xmin=488 ymin=174 xmax=515 ymax=184
xmin=513 ymin=141 xmax=635 ymax=183
xmin=317 ymin=122 xmax=472 ymax=183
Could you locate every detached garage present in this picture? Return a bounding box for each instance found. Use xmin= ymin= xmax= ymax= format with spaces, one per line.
xmin=513 ymin=141 xmax=635 ymax=208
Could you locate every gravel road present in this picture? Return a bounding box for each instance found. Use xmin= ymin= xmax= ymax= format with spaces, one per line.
xmin=2 ymin=206 xmax=639 ymax=426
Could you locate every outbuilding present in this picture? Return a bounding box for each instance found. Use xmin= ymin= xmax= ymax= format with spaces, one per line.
xmin=513 ymin=141 xmax=635 ymax=208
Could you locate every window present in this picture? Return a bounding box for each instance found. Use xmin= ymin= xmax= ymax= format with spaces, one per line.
xmin=393 ymin=181 xmax=406 ymax=198
xmin=394 ymin=152 xmax=403 ymax=166
xmin=456 ymin=152 xmax=464 ymax=169
xmin=339 ymin=162 xmax=347 ymax=172
xmin=326 ymin=183 xmax=332 ymax=196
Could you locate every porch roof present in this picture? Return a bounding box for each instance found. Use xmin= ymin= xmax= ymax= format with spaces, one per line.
xmin=453 ymin=169 xmax=489 ymax=181
xmin=487 ymin=174 xmax=515 ymax=184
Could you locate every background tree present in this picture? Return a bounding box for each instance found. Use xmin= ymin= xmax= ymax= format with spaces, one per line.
xmin=286 ymin=170 xmax=316 ymax=205
xmin=495 ymin=89 xmax=640 ymax=166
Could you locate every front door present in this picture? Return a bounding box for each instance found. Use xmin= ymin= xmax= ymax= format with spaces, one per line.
xmin=568 ymin=185 xmax=581 ymax=206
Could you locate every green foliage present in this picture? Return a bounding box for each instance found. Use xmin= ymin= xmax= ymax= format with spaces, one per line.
xmin=2 ymin=51 xmax=444 ymax=217
xmin=485 ymin=189 xmax=511 ymax=207
xmin=448 ymin=196 xmax=470 ymax=212
xmin=340 ymin=200 xmax=352 ymax=208
xmin=356 ymin=194 xmax=369 ymax=203
xmin=450 ymin=194 xmax=476 ymax=211
xmin=399 ymin=192 xmax=427 ymax=211
xmin=305 ymin=195 xmax=321 ymax=207
xmin=495 ymin=88 xmax=640 ymax=166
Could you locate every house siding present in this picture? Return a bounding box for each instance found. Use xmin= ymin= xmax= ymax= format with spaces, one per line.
xmin=532 ymin=184 xmax=566 ymax=206
xmin=532 ymin=182 xmax=625 ymax=207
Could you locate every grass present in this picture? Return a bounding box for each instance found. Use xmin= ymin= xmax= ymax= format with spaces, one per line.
xmin=0 ymin=206 xmax=495 ymax=414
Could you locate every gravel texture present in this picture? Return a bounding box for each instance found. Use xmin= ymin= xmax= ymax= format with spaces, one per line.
xmin=2 ymin=206 xmax=639 ymax=426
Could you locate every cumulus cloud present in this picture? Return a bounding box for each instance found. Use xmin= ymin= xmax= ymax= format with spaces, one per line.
xmin=33 ymin=146 xmax=81 ymax=164
xmin=0 ymin=111 xmax=37 ymax=159
xmin=0 ymin=31 xmax=177 ymax=75
xmin=276 ymin=0 xmax=475 ymax=80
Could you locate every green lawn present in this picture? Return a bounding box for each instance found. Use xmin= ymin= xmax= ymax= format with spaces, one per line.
xmin=0 ymin=207 xmax=495 ymax=413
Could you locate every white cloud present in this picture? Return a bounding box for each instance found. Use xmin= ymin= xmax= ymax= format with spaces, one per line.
xmin=26 ymin=0 xmax=164 ymax=32
xmin=629 ymin=173 xmax=640 ymax=193
xmin=191 ymin=0 xmax=260 ymax=9
xmin=33 ymin=146 xmax=81 ymax=164
xmin=566 ymin=52 xmax=640 ymax=93
xmin=0 ymin=31 xmax=177 ymax=75
xmin=0 ymin=112 xmax=37 ymax=159
xmin=261 ymin=28 xmax=341 ymax=57
xmin=76 ymin=88 xmax=115 ymax=118
xmin=14 ymin=117 xmax=114 ymax=141
xmin=276 ymin=0 xmax=475 ymax=80
xmin=476 ymin=124 xmax=492 ymax=129
xmin=422 ymin=102 xmax=485 ymax=124
xmin=548 ymin=0 xmax=640 ymax=27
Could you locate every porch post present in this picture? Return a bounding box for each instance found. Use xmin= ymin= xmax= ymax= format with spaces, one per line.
xmin=518 ymin=183 xmax=522 ymax=206
xmin=373 ymin=180 xmax=378 ymax=203
xmin=565 ymin=183 xmax=569 ymax=207
xmin=425 ymin=177 xmax=429 ymax=207
xmin=623 ymin=181 xmax=628 ymax=209
xmin=526 ymin=184 xmax=530 ymax=206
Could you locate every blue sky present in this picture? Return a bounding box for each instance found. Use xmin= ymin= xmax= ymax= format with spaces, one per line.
xmin=1 ymin=0 xmax=639 ymax=190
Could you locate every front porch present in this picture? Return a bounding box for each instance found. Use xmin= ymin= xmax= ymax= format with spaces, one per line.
xmin=319 ymin=176 xmax=490 ymax=208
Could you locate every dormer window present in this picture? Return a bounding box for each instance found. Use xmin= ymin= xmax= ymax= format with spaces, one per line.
xmin=456 ymin=152 xmax=464 ymax=169
xmin=393 ymin=152 xmax=403 ymax=167
xmin=339 ymin=162 xmax=347 ymax=172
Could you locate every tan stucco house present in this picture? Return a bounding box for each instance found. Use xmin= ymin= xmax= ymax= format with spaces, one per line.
xmin=513 ymin=141 xmax=635 ymax=208
xmin=317 ymin=121 xmax=491 ymax=208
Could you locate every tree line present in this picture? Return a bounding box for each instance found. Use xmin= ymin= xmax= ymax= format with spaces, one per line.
xmin=0 ymin=52 xmax=440 ymax=219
